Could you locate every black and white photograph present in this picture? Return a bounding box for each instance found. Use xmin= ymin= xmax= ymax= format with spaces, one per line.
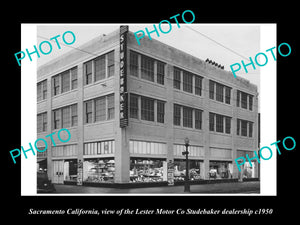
xmin=28 ymin=23 xmax=263 ymax=195
xmin=3 ymin=4 xmax=298 ymax=221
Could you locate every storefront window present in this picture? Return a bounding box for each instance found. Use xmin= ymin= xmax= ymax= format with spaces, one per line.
xmin=64 ymin=159 xmax=78 ymax=182
xmin=243 ymin=162 xmax=255 ymax=178
xmin=83 ymin=158 xmax=115 ymax=183
xmin=174 ymin=159 xmax=204 ymax=181
xmin=209 ymin=161 xmax=233 ymax=179
xmin=130 ymin=158 xmax=164 ymax=182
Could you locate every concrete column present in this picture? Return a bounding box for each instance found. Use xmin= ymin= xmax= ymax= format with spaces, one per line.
xmin=46 ymin=77 xmax=53 ymax=181
xmin=114 ymin=45 xmax=130 ymax=183
xmin=232 ymin=89 xmax=238 ymax=179
xmin=165 ymin=64 xmax=174 ymax=162
xmin=77 ymin=63 xmax=84 ymax=185
xmin=202 ymin=77 xmax=210 ymax=179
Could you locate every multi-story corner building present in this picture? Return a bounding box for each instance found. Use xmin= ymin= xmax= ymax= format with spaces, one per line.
xmin=37 ymin=26 xmax=259 ymax=186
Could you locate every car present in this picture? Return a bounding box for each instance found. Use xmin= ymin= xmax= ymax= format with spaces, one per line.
xmin=37 ymin=171 xmax=56 ymax=193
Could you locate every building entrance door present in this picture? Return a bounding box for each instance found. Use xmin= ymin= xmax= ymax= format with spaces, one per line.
xmin=53 ymin=160 xmax=64 ymax=184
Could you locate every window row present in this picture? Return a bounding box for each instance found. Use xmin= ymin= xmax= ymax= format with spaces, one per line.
xmin=209 ymin=80 xmax=231 ymax=104
xmin=53 ymin=104 xmax=78 ymax=130
xmin=84 ymin=140 xmax=115 ymax=155
xmin=84 ymin=50 xmax=115 ymax=85
xmin=237 ymin=90 xmax=253 ymax=111
xmin=130 ymin=50 xmax=165 ymax=85
xmin=130 ymin=94 xmax=165 ymax=123
xmin=52 ymin=67 xmax=78 ymax=96
xmin=173 ymin=144 xmax=204 ymax=157
xmin=173 ymin=104 xmax=203 ymax=130
xmin=209 ymin=112 xmax=231 ymax=134
xmin=237 ymin=119 xmax=253 ymax=137
xmin=173 ymin=67 xmax=203 ymax=96
xmin=52 ymin=144 xmax=78 ymax=157
xmin=129 ymin=140 xmax=167 ymax=155
xmin=84 ymin=94 xmax=115 ymax=124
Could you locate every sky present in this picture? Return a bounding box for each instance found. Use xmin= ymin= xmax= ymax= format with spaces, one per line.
xmin=37 ymin=24 xmax=261 ymax=92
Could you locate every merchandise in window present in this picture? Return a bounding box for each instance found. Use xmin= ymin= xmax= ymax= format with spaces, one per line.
xmin=243 ymin=162 xmax=255 ymax=178
xmin=130 ymin=158 xmax=165 ymax=183
xmin=83 ymin=158 xmax=115 ymax=183
xmin=209 ymin=161 xmax=233 ymax=179
xmin=173 ymin=159 xmax=204 ymax=181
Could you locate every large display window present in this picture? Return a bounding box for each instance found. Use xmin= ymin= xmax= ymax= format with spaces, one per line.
xmin=83 ymin=158 xmax=115 ymax=183
xmin=243 ymin=161 xmax=256 ymax=178
xmin=209 ymin=161 xmax=233 ymax=179
xmin=130 ymin=158 xmax=165 ymax=183
xmin=173 ymin=159 xmax=204 ymax=181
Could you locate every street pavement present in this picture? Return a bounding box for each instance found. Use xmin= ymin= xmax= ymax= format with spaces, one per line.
xmin=51 ymin=181 xmax=260 ymax=194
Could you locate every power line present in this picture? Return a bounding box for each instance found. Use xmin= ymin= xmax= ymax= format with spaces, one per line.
xmin=37 ymin=35 xmax=100 ymax=57
xmin=184 ymin=26 xmax=251 ymax=62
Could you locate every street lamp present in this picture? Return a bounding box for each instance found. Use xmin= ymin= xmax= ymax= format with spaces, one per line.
xmin=182 ymin=137 xmax=190 ymax=192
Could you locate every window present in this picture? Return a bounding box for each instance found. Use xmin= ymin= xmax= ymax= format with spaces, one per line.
xmin=107 ymin=51 xmax=115 ymax=77
xmin=53 ymin=105 xmax=77 ymax=129
xmin=236 ymin=90 xmax=240 ymax=107
xmin=194 ymin=109 xmax=202 ymax=130
xmin=157 ymin=100 xmax=165 ymax=123
xmin=62 ymin=106 xmax=71 ymax=128
xmin=141 ymin=55 xmax=154 ymax=82
xmin=130 ymin=94 xmax=139 ymax=119
xmin=71 ymin=67 xmax=78 ymax=90
xmin=94 ymin=55 xmax=106 ymax=82
xmin=237 ymin=90 xmax=254 ymax=111
xmin=141 ymin=96 xmax=154 ymax=121
xmin=209 ymin=112 xmax=215 ymax=131
xmin=237 ymin=119 xmax=240 ymax=135
xmin=157 ymin=61 xmax=165 ymax=85
xmin=61 ymin=71 xmax=70 ymax=93
xmin=216 ymin=114 xmax=223 ymax=133
xmin=241 ymin=92 xmax=248 ymax=109
xmin=95 ymin=96 xmax=106 ymax=122
xmin=216 ymin=83 xmax=224 ymax=102
xmin=249 ymin=122 xmax=253 ymax=137
xmin=173 ymin=67 xmax=181 ymax=89
xmin=210 ymin=113 xmax=231 ymax=134
xmin=173 ymin=104 xmax=181 ymax=126
xmin=84 ymin=94 xmax=115 ymax=124
xmin=37 ymin=112 xmax=47 ymax=133
xmin=241 ymin=120 xmax=248 ymax=136
xmin=183 ymin=71 xmax=193 ymax=93
xmin=71 ymin=104 xmax=78 ymax=126
xmin=85 ymin=61 xmax=92 ymax=85
xmin=209 ymin=80 xmax=215 ymax=99
xmin=210 ymin=80 xmax=231 ymax=104
xmin=195 ymin=76 xmax=202 ymax=96
xmin=237 ymin=119 xmax=253 ymax=137
xmin=225 ymin=87 xmax=231 ymax=104
xmin=85 ymin=100 xmax=93 ymax=123
xmin=51 ymin=67 xmax=78 ymax=97
xmin=249 ymin=95 xmax=253 ymax=111
xmin=53 ymin=75 xmax=60 ymax=96
xmin=107 ymin=94 xmax=115 ymax=120
xmin=53 ymin=109 xmax=61 ymax=129
xmin=130 ymin=51 xmax=138 ymax=77
xmin=183 ymin=106 xmax=193 ymax=128
xmin=37 ymin=80 xmax=47 ymax=101
xmin=225 ymin=116 xmax=231 ymax=134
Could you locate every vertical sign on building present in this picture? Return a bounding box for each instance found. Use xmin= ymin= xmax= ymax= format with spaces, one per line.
xmin=119 ymin=25 xmax=129 ymax=128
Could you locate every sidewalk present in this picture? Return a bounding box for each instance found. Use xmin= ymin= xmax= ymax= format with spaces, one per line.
xmin=52 ymin=181 xmax=260 ymax=194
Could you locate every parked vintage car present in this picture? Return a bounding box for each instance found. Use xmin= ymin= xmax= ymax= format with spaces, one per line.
xmin=37 ymin=171 xmax=56 ymax=193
